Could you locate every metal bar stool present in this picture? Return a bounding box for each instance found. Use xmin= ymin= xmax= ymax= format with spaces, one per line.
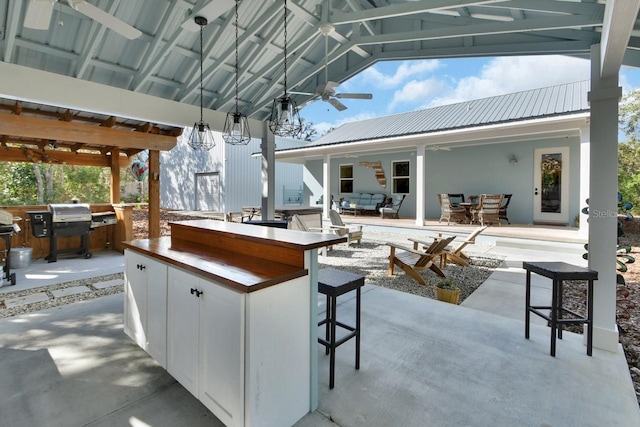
xmin=317 ymin=268 xmax=365 ymax=389
xmin=523 ymin=261 xmax=598 ymax=357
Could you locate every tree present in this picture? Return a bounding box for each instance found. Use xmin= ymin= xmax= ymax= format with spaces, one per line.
xmin=294 ymin=117 xmax=318 ymax=141
xmin=0 ymin=163 xmax=38 ymax=205
xmin=619 ymin=91 xmax=640 ymax=214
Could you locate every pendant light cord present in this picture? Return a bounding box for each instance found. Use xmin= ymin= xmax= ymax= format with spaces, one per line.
xmin=199 ymin=21 xmax=204 ymax=123
xmin=283 ymin=0 xmax=288 ymax=96
xmin=234 ymin=0 xmax=240 ymax=114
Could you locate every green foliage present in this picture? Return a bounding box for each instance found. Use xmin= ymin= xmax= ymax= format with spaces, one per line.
xmin=0 ymin=163 xmax=38 ymax=205
xmin=619 ymin=91 xmax=640 ymax=214
xmin=58 ymin=165 xmax=110 ymax=203
xmin=0 ymin=162 xmax=111 ymax=205
xmin=435 ymin=278 xmax=459 ymax=290
xmin=582 ymin=194 xmax=635 ymax=285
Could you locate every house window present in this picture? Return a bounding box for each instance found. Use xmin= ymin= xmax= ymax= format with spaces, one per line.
xmin=340 ymin=164 xmax=353 ymax=193
xmin=392 ymin=160 xmax=410 ymax=194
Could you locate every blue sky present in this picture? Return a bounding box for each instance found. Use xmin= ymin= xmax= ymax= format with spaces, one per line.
xmin=298 ymin=55 xmax=640 ymax=138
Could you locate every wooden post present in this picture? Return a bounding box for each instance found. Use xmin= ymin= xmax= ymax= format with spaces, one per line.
xmin=113 ymin=204 xmax=134 ymax=253
xmin=110 ymin=148 xmax=121 ymax=204
xmin=149 ymin=150 xmax=160 ymax=238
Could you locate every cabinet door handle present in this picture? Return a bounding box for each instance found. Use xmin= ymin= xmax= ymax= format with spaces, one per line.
xmin=190 ymin=288 xmax=203 ymax=297
xmin=137 ymin=264 xmax=146 ymax=270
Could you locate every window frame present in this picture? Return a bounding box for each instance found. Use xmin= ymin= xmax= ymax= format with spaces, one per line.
xmin=339 ymin=163 xmax=354 ymax=194
xmin=391 ymin=160 xmax=410 ymax=194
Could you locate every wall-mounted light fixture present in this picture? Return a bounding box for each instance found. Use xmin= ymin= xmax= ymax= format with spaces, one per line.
xmin=509 ymin=154 xmax=518 ymax=165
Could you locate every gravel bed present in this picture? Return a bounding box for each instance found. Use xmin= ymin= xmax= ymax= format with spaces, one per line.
xmin=0 ymin=273 xmax=124 ymax=318
xmin=318 ymin=230 xmax=503 ymax=302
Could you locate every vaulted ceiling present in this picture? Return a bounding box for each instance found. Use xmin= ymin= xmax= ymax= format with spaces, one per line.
xmin=1 ymin=0 xmax=639 ymax=124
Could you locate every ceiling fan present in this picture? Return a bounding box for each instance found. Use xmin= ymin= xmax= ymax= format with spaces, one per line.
xmin=24 ymin=0 xmax=142 ymax=40
xmin=293 ymin=24 xmax=372 ymax=111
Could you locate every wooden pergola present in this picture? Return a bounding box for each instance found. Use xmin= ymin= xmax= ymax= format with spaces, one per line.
xmin=0 ymin=98 xmax=182 ymax=239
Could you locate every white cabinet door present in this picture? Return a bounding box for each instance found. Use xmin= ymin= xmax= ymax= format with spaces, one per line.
xmin=124 ymin=250 xmax=147 ymax=348
xmin=124 ymin=250 xmax=168 ymax=366
xmin=199 ymin=278 xmax=244 ymax=427
xmin=146 ymin=260 xmax=168 ymax=367
xmin=166 ymin=267 xmax=201 ymax=397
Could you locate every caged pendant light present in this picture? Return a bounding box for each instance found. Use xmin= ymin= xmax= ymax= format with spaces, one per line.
xmin=223 ymin=0 xmax=251 ymax=145
xmin=188 ymin=16 xmax=216 ymax=151
xmin=268 ymin=0 xmax=303 ymax=138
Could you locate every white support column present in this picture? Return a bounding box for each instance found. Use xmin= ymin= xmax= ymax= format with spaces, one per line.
xmin=588 ymin=44 xmax=622 ymax=352
xmin=323 ymin=154 xmax=331 ymax=218
xmin=578 ymin=126 xmax=590 ymax=239
xmin=415 ymin=144 xmax=426 ymax=226
xmin=261 ymin=123 xmax=276 ymax=220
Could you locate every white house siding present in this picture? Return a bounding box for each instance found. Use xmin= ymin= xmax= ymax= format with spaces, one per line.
xmin=305 ymin=136 xmax=582 ymax=225
xmin=160 ymin=132 xmax=306 ymax=213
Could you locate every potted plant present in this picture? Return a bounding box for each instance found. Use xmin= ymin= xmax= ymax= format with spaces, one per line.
xmin=349 ymin=200 xmax=357 ymax=208
xmin=434 ymin=278 xmax=460 ymax=304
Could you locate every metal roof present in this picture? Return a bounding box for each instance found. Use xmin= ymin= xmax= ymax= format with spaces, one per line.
xmin=0 ymin=1 xmax=638 ymax=124
xmin=308 ymin=80 xmax=590 ymax=146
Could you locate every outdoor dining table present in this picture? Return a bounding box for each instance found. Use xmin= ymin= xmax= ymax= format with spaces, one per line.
xmin=458 ymin=202 xmax=476 ymax=223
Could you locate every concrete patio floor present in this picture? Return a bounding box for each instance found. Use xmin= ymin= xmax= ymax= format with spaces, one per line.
xmin=0 ymin=223 xmax=639 ymax=426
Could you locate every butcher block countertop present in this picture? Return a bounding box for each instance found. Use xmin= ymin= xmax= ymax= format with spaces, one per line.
xmin=122 ymin=220 xmax=346 ymax=293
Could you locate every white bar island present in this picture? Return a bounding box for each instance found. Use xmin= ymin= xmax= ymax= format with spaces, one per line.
xmin=122 ymin=220 xmax=345 ymax=427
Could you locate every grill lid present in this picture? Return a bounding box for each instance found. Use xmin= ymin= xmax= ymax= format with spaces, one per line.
xmin=49 ymin=204 xmax=92 ymax=222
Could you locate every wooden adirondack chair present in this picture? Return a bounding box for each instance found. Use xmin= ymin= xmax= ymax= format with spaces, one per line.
xmin=328 ymin=209 xmax=363 ymax=245
xmin=441 ymin=225 xmax=487 ymax=267
xmin=387 ymin=236 xmax=456 ymax=285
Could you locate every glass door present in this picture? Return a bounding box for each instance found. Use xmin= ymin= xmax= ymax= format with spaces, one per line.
xmin=533 ymin=147 xmax=569 ymax=224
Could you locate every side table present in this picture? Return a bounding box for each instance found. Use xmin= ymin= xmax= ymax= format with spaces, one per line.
xmin=523 ymin=261 xmax=598 ymax=357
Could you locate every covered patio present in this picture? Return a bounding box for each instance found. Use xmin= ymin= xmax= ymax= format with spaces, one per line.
xmin=1 ymin=1 xmax=640 ymax=424
xmin=0 ymin=225 xmax=637 ymax=426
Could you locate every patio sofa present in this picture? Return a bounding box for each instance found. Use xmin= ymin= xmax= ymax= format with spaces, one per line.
xmin=341 ymin=192 xmax=387 ymax=215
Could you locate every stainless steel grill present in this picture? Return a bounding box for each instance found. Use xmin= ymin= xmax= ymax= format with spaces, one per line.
xmin=46 ymin=204 xmax=93 ymax=262
xmin=91 ymin=211 xmax=117 ymax=228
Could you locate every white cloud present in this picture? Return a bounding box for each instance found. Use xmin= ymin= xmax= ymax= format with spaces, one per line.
xmin=358 ymin=60 xmax=441 ymax=89
xmin=388 ymin=78 xmax=442 ymax=111
xmin=428 ymin=55 xmax=591 ymax=106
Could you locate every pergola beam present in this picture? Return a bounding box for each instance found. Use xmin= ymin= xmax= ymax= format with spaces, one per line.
xmin=0 ymin=114 xmax=178 ymax=152
xmin=0 ymin=146 xmax=130 ymax=167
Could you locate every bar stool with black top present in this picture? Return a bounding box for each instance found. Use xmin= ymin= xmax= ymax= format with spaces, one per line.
xmin=317 ymin=268 xmax=365 ymax=389
xmin=523 ymin=261 xmax=598 ymax=357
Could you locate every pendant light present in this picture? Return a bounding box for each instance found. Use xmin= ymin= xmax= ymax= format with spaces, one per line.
xmin=223 ymin=0 xmax=251 ymax=145
xmin=268 ymin=0 xmax=303 ymax=138
xmin=188 ymin=16 xmax=216 ymax=151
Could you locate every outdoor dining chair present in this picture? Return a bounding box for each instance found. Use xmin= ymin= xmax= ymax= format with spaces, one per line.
xmin=438 ymin=193 xmax=467 ymax=224
xmin=499 ymin=194 xmax=512 ymax=224
xmin=474 ymin=194 xmax=504 ymax=226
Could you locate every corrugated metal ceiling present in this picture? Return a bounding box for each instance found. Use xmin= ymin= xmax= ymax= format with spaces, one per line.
xmin=0 ymin=1 xmax=637 ymax=122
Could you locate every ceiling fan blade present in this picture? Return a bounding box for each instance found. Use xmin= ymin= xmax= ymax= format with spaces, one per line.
xmin=24 ymin=0 xmax=55 ymax=30
xmin=335 ymin=93 xmax=373 ymax=100
xmin=328 ymin=98 xmax=347 ymax=111
xmin=181 ymin=0 xmax=235 ymax=31
xmin=71 ymin=1 xmax=142 ymax=39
